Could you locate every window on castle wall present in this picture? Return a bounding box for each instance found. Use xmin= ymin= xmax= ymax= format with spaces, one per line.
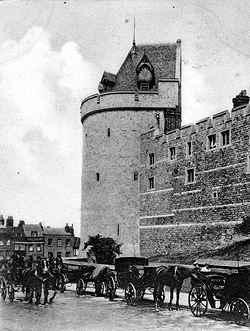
xmin=208 ymin=134 xmax=216 ymax=149
xmin=117 ymin=224 xmax=120 ymax=236
xmin=169 ymin=147 xmax=176 ymax=160
xmin=186 ymin=142 xmax=192 ymax=157
xmin=149 ymin=153 xmax=155 ymax=165
xmin=247 ymin=154 xmax=250 ymax=173
xmin=133 ymin=171 xmax=138 ymax=181
xmin=107 ymin=128 xmax=110 ymax=137
xmin=96 ymin=172 xmax=100 ymax=182
xmin=212 ymin=190 xmax=219 ymax=199
xmin=148 ymin=177 xmax=155 ymax=190
xmin=186 ymin=169 xmax=195 ymax=184
xmin=221 ymin=130 xmax=230 ymax=146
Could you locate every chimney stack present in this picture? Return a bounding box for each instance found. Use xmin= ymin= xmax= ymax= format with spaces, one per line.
xmin=6 ymin=216 xmax=14 ymax=227
xmin=232 ymin=90 xmax=249 ymax=108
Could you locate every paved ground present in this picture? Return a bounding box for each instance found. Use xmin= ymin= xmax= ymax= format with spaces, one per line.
xmin=0 ymin=285 xmax=249 ymax=331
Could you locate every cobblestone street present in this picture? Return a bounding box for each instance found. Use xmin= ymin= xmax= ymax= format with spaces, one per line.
xmin=0 ymin=286 xmax=249 ymax=331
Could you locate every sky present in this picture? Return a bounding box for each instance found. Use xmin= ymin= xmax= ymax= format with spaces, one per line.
xmin=0 ymin=0 xmax=250 ymax=235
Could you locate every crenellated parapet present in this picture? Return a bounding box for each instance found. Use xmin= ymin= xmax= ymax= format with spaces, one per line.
xmin=142 ymin=101 xmax=250 ymax=142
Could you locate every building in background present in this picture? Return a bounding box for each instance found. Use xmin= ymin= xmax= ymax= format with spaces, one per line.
xmin=0 ymin=217 xmax=79 ymax=260
xmin=43 ymin=224 xmax=75 ymax=258
xmin=0 ymin=216 xmax=15 ymax=260
xmin=14 ymin=222 xmax=44 ymax=259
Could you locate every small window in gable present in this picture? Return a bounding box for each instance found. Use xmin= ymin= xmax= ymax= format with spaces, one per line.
xmin=136 ymin=54 xmax=155 ymax=91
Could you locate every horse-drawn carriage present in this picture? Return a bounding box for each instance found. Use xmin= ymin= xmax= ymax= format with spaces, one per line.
xmin=189 ymin=259 xmax=250 ymax=320
xmin=104 ymin=257 xmax=193 ymax=309
xmin=62 ymin=259 xmax=115 ymax=298
xmin=0 ymin=256 xmax=64 ymax=305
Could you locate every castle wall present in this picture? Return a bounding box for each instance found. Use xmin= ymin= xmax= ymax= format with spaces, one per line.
xmin=80 ymin=82 xmax=180 ymax=255
xmin=140 ymin=105 xmax=250 ymax=258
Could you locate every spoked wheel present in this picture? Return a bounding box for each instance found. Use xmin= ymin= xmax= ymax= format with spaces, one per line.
xmin=76 ymin=278 xmax=87 ymax=296
xmin=0 ymin=278 xmax=7 ymax=301
xmin=7 ymin=284 xmax=15 ymax=303
xmin=189 ymin=286 xmax=208 ymax=317
xmin=230 ymin=298 xmax=249 ymax=321
xmin=125 ymin=282 xmax=137 ymax=306
xmin=95 ymin=281 xmax=106 ymax=297
xmin=106 ymin=276 xmax=116 ymax=301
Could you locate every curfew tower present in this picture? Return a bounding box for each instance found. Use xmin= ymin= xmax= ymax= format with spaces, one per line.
xmin=80 ymin=40 xmax=182 ymax=255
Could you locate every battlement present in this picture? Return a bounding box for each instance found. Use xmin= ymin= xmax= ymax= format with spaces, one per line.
xmin=80 ymin=80 xmax=179 ymax=123
xmin=142 ymin=102 xmax=250 ymax=141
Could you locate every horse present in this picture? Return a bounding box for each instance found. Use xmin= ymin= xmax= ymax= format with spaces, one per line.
xmin=154 ymin=265 xmax=194 ymax=311
xmin=39 ymin=258 xmax=58 ymax=304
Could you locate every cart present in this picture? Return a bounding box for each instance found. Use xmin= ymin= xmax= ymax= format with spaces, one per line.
xmin=107 ymin=257 xmax=165 ymax=306
xmin=188 ymin=258 xmax=250 ymax=320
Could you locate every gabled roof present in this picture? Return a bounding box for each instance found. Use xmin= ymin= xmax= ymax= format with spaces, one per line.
xmin=43 ymin=227 xmax=71 ymax=236
xmin=101 ymin=43 xmax=177 ymax=92
xmin=23 ymin=224 xmax=43 ymax=237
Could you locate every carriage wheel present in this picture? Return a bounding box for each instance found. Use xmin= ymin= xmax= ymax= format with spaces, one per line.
xmin=125 ymin=282 xmax=137 ymax=305
xmin=230 ymin=298 xmax=250 ymax=321
xmin=8 ymin=284 xmax=15 ymax=303
xmin=106 ymin=276 xmax=116 ymax=301
xmin=76 ymin=278 xmax=86 ymax=296
xmin=0 ymin=278 xmax=7 ymax=301
xmin=188 ymin=286 xmax=208 ymax=317
xmin=95 ymin=281 xmax=106 ymax=297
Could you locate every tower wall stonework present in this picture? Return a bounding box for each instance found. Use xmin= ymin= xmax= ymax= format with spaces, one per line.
xmin=80 ymin=82 xmax=180 ymax=255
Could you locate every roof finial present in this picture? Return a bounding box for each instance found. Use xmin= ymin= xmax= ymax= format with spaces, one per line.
xmin=131 ymin=17 xmax=136 ymax=54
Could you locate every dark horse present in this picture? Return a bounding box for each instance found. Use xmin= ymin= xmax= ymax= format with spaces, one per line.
xmin=39 ymin=259 xmax=58 ymax=304
xmin=23 ymin=259 xmax=57 ymax=305
xmin=154 ymin=265 xmax=194 ymax=310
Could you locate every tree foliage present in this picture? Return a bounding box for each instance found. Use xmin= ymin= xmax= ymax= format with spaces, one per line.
xmin=83 ymin=234 xmax=122 ymax=264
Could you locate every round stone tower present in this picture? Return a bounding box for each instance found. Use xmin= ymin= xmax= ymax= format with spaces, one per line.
xmin=80 ymin=40 xmax=182 ymax=255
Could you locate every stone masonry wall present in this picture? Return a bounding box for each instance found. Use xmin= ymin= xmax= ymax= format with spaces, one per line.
xmin=140 ymin=105 xmax=250 ymax=258
xmin=80 ymin=81 xmax=180 ymax=256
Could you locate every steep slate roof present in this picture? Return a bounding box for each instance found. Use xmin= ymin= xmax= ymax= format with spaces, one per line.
xmin=102 ymin=43 xmax=177 ymax=92
xmin=23 ymin=224 xmax=43 ymax=237
xmin=43 ymin=227 xmax=71 ymax=236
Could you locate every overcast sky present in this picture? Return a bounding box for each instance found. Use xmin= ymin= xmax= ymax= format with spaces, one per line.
xmin=0 ymin=0 xmax=250 ymax=234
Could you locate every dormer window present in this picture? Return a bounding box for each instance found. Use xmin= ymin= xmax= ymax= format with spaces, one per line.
xmin=136 ymin=53 xmax=155 ymax=91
